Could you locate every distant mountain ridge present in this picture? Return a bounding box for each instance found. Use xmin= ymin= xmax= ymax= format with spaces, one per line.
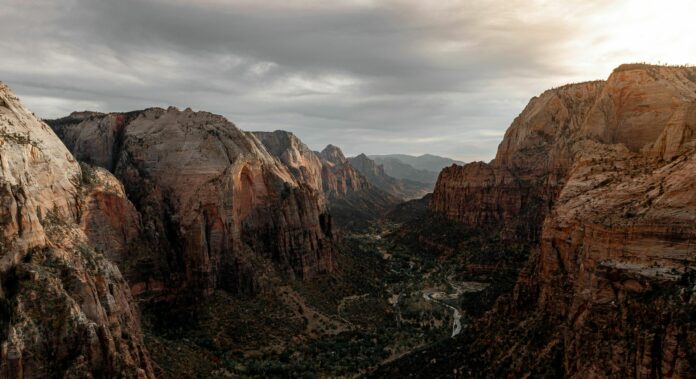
xmin=368 ymin=156 xmax=439 ymax=183
xmin=347 ymin=154 xmax=431 ymax=200
xmin=368 ymin=154 xmax=463 ymax=184
xmin=369 ymin=154 xmax=464 ymax=172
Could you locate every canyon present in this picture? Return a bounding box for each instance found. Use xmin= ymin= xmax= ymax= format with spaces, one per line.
xmin=0 ymin=63 xmax=694 ymax=378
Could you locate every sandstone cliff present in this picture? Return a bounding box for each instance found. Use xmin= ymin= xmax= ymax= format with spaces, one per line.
xmin=431 ymin=64 xmax=696 ymax=241
xmin=431 ymin=80 xmax=606 ymax=239
xmin=0 ymin=83 xmax=154 ymax=377
xmin=50 ymin=109 xmax=335 ymax=298
xmin=318 ymin=144 xmax=347 ymax=166
xmin=415 ymin=64 xmax=696 ymax=377
xmin=318 ymin=146 xmax=400 ymax=228
xmin=316 ymin=145 xmax=374 ymax=197
xmin=528 ymin=139 xmax=696 ymax=377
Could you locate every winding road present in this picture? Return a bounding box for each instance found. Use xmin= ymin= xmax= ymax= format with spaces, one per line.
xmin=421 ymin=280 xmax=488 ymax=338
xmin=422 ymin=291 xmax=462 ymax=337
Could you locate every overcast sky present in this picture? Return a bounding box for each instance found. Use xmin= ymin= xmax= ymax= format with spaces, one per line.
xmin=2 ymin=0 xmax=696 ymax=161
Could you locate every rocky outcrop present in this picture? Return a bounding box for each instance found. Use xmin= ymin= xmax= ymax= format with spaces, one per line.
xmin=348 ymin=153 xmax=430 ymax=200
xmin=431 ymin=80 xmax=606 ymax=239
xmin=318 ymin=144 xmax=346 ymax=165
xmin=529 ymin=138 xmax=696 ymax=377
xmin=431 ymin=162 xmax=540 ymax=239
xmin=79 ymin=163 xmax=143 ymax=265
xmin=0 ymin=83 xmax=154 ymax=377
xmin=50 ymin=108 xmax=335 ymax=298
xmin=252 ymin=131 xmax=325 ymax=195
xmin=432 ymin=64 xmax=696 ymax=241
xmin=252 ymin=135 xmax=398 ymax=228
xmin=416 ymin=64 xmax=696 ymax=376
xmin=316 ymin=145 xmax=400 ymax=228
xmin=315 ymin=145 xmax=370 ymax=195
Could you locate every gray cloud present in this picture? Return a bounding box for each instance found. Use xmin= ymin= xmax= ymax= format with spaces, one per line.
xmin=2 ymin=0 xmax=691 ymax=161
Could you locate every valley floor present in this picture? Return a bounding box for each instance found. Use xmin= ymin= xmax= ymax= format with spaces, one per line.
xmin=143 ymin=216 xmax=529 ymax=378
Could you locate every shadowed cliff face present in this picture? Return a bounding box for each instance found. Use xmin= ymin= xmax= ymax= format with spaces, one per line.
xmin=49 ymin=109 xmax=335 ymax=299
xmin=388 ymin=64 xmax=696 ymax=377
xmin=0 ymin=83 xmax=154 ymax=378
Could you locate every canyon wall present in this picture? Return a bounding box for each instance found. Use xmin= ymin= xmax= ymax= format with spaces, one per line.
xmin=50 ymin=109 xmax=335 ymax=299
xmin=252 ymin=130 xmax=325 ymax=196
xmin=431 ymin=80 xmax=605 ymax=240
xmin=426 ymin=64 xmax=696 ymax=376
xmin=0 ymin=83 xmax=154 ymax=377
xmin=317 ymin=144 xmax=372 ymax=195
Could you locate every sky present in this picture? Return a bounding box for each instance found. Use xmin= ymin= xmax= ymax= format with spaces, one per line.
xmin=2 ymin=0 xmax=696 ymax=161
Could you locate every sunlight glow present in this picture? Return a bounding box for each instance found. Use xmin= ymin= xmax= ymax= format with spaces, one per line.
xmin=570 ymin=0 xmax=696 ymax=79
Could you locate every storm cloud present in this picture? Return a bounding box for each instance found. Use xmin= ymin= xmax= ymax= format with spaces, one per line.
xmin=2 ymin=0 xmax=695 ymax=160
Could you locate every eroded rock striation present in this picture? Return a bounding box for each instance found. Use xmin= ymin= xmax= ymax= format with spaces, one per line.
xmin=50 ymin=109 xmax=335 ymax=299
xmin=0 ymin=83 xmax=154 ymax=378
xmin=420 ymin=64 xmax=696 ymax=376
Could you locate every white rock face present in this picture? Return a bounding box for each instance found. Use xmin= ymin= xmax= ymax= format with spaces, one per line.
xmin=0 ymin=82 xmax=80 ymax=257
xmin=0 ymin=82 xmax=154 ymax=378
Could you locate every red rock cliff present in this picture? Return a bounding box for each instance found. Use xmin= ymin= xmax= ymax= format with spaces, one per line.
xmin=431 ymin=79 xmax=606 ymax=239
xmin=0 ymin=83 xmax=154 ymax=378
xmin=50 ymin=108 xmax=335 ymax=298
xmin=428 ymin=64 xmax=696 ymax=376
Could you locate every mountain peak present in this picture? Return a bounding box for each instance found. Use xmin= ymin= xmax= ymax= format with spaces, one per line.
xmin=319 ymin=144 xmax=346 ymax=164
xmin=253 ymin=130 xmax=305 ymax=157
